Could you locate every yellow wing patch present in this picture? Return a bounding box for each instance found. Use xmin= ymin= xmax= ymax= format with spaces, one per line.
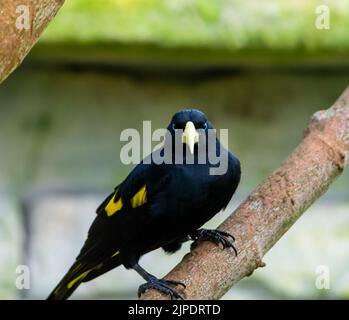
xmin=105 ymin=193 xmax=123 ymax=216
xmin=130 ymin=185 xmax=147 ymax=208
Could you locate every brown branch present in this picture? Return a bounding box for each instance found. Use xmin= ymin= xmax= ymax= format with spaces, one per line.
xmin=141 ymin=86 xmax=349 ymax=300
xmin=0 ymin=0 xmax=65 ymax=83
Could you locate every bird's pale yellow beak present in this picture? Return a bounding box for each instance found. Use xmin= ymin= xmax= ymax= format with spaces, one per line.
xmin=182 ymin=121 xmax=199 ymax=154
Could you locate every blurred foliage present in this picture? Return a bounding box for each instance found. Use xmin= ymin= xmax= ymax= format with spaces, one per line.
xmin=41 ymin=0 xmax=349 ymax=51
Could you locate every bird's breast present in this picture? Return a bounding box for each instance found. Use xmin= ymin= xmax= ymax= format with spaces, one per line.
xmin=162 ymin=165 xmax=229 ymax=220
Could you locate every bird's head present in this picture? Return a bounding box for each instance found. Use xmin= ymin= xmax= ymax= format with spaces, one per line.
xmin=168 ymin=109 xmax=213 ymax=154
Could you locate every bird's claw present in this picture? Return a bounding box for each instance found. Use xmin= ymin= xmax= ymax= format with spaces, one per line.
xmin=138 ymin=277 xmax=185 ymax=300
xmin=190 ymin=229 xmax=237 ymax=256
xmin=164 ymin=279 xmax=186 ymax=289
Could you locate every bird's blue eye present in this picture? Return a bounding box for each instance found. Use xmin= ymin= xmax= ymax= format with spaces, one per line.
xmin=203 ymin=122 xmax=208 ymax=130
xmin=172 ymin=123 xmax=177 ymax=131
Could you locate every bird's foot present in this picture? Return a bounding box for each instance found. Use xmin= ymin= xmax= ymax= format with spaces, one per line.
xmin=138 ymin=276 xmax=185 ymax=300
xmin=190 ymin=229 xmax=237 ymax=255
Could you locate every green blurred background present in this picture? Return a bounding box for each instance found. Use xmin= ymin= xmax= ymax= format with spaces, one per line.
xmin=1 ymin=0 xmax=349 ymax=299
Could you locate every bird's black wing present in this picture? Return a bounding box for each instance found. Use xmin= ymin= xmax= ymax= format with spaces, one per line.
xmin=48 ymin=160 xmax=170 ymax=299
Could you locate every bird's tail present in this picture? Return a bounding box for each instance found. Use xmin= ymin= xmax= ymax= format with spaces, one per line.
xmin=47 ymin=256 xmax=122 ymax=300
xmin=47 ymin=261 xmax=102 ymax=300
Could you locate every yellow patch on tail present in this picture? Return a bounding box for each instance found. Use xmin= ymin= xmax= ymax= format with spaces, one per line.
xmin=112 ymin=250 xmax=120 ymax=257
xmin=67 ymin=263 xmax=103 ymax=289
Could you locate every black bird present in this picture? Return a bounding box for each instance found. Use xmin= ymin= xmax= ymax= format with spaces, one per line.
xmin=48 ymin=109 xmax=241 ymax=300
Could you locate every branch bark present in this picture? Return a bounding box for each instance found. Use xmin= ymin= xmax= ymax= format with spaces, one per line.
xmin=141 ymin=86 xmax=349 ymax=300
xmin=0 ymin=0 xmax=65 ymax=83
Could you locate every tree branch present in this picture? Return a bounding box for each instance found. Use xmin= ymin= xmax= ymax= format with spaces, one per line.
xmin=141 ymin=86 xmax=349 ymax=300
xmin=0 ymin=0 xmax=65 ymax=83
